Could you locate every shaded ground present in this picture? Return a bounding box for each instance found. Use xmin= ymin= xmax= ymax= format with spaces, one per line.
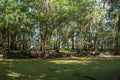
xmin=3 ymin=51 xmax=116 ymax=58
xmin=0 ymin=57 xmax=120 ymax=80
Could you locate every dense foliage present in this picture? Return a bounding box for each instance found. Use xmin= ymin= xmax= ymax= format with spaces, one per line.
xmin=0 ymin=0 xmax=120 ymax=54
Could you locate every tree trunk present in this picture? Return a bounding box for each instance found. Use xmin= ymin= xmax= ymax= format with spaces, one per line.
xmin=114 ymin=15 xmax=119 ymax=55
xmin=40 ymin=39 xmax=45 ymax=52
xmin=71 ymin=36 xmax=75 ymax=49
xmin=23 ymin=33 xmax=25 ymax=50
xmin=118 ymin=15 xmax=120 ymax=53
xmin=114 ymin=32 xmax=119 ymax=54
xmin=7 ymin=30 xmax=10 ymax=51
xmin=39 ymin=23 xmax=46 ymax=52
xmin=94 ymin=33 xmax=98 ymax=51
xmin=118 ymin=15 xmax=120 ymax=32
xmin=0 ymin=33 xmax=2 ymax=47
xmin=55 ymin=39 xmax=59 ymax=53
xmin=55 ymin=26 xmax=60 ymax=53
xmin=87 ymin=35 xmax=91 ymax=51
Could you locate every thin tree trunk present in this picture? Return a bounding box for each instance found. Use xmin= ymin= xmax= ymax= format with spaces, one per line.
xmin=7 ymin=30 xmax=10 ymax=51
xmin=118 ymin=15 xmax=120 ymax=32
xmin=23 ymin=33 xmax=25 ymax=50
xmin=55 ymin=26 xmax=60 ymax=53
xmin=0 ymin=33 xmax=2 ymax=47
xmin=113 ymin=15 xmax=120 ymax=55
xmin=71 ymin=36 xmax=74 ymax=49
xmin=94 ymin=33 xmax=98 ymax=51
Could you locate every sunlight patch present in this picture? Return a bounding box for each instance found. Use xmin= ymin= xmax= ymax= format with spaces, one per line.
xmin=5 ymin=59 xmax=15 ymax=62
xmin=0 ymin=58 xmax=3 ymax=61
xmin=39 ymin=74 xmax=46 ymax=78
xmin=54 ymin=70 xmax=61 ymax=73
xmin=50 ymin=60 xmax=91 ymax=64
xmin=7 ymin=72 xmax=21 ymax=78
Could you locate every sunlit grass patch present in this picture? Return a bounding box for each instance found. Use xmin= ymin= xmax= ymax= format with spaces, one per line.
xmin=50 ymin=59 xmax=91 ymax=64
xmin=60 ymin=49 xmax=77 ymax=53
xmin=0 ymin=58 xmax=3 ymax=61
xmin=7 ymin=72 xmax=21 ymax=78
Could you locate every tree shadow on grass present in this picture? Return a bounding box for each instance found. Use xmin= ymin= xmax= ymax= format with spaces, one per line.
xmin=0 ymin=57 xmax=120 ymax=80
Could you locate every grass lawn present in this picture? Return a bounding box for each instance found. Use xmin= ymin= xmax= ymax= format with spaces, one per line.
xmin=0 ymin=57 xmax=120 ymax=80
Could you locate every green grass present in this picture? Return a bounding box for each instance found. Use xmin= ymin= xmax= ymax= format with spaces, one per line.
xmin=0 ymin=57 xmax=120 ymax=80
xmin=49 ymin=49 xmax=77 ymax=53
xmin=60 ymin=49 xmax=77 ymax=53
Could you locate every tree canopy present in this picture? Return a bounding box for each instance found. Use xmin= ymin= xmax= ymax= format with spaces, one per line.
xmin=0 ymin=0 xmax=120 ymax=54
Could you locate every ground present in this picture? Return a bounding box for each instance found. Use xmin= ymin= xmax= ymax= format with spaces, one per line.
xmin=0 ymin=56 xmax=120 ymax=80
